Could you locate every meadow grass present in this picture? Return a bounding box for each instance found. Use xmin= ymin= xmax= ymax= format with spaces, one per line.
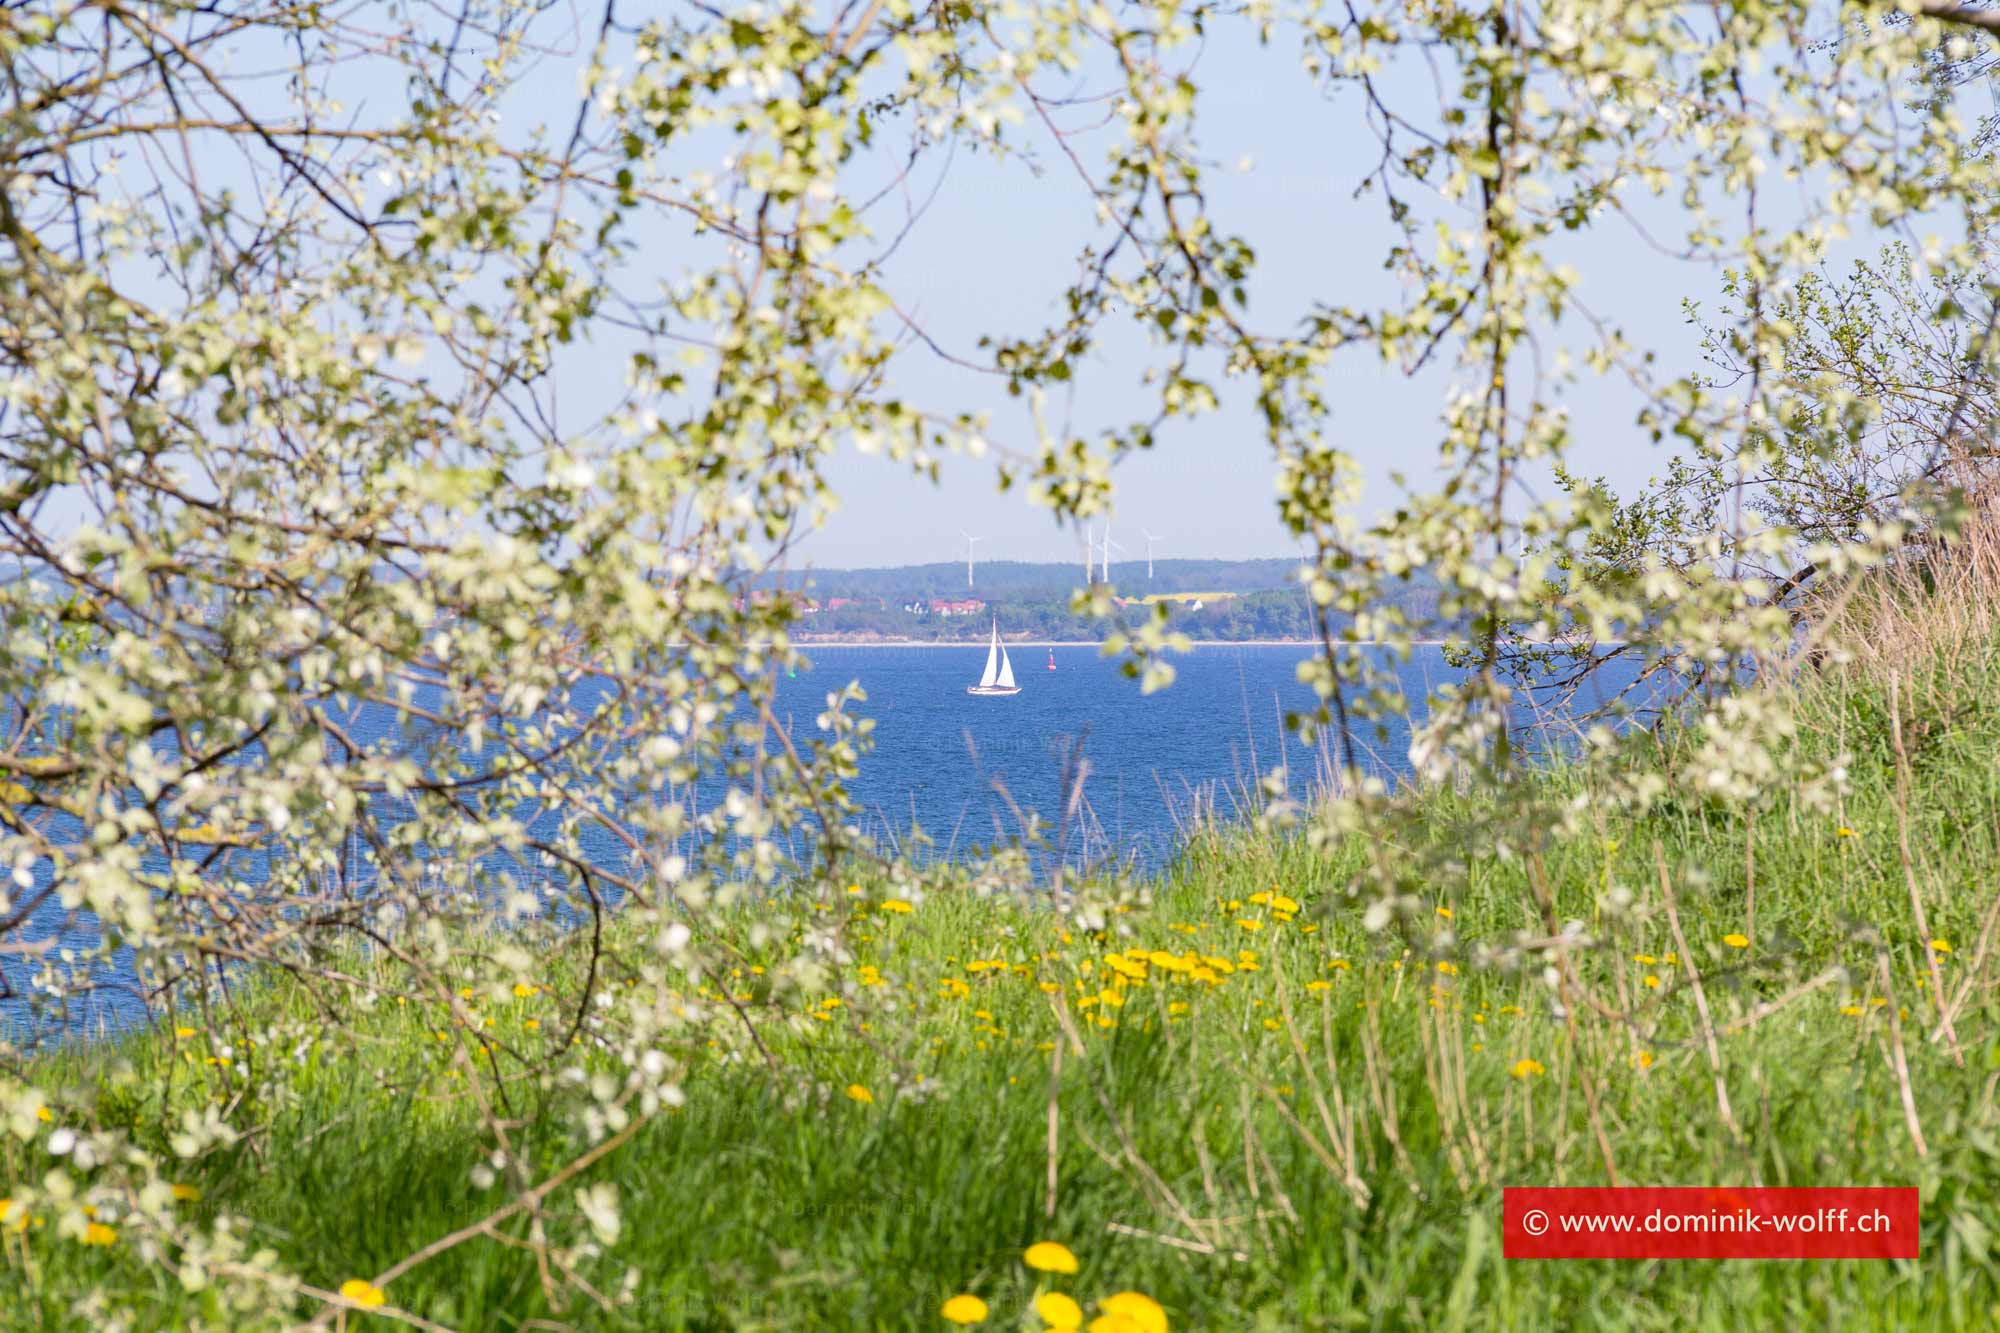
xmin=7 ymin=642 xmax=2000 ymax=1330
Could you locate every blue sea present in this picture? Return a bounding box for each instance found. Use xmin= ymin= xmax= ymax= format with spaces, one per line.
xmin=769 ymin=643 xmax=1641 ymax=869
xmin=4 ymin=644 xmax=1643 ymax=1039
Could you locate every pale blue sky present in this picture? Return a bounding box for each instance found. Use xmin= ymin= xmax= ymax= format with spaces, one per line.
xmin=803 ymin=22 xmax=1717 ymax=570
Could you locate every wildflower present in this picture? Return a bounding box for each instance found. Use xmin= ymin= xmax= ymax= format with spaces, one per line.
xmin=1023 ymin=1240 xmax=1079 ymax=1273
xmin=512 ymin=983 xmax=540 ymax=998
xmin=1643 ymin=974 xmax=1661 ymax=990
xmin=1436 ymin=906 xmax=1453 ymax=919
xmin=1723 ymin=934 xmax=1749 ymax=949
xmin=845 ymin=1084 xmax=874 ymax=1105
xmin=1634 ymin=1051 xmax=1655 ymax=1069
xmin=879 ymin=898 xmax=915 ymax=914
xmin=941 ymin=1293 xmax=989 ymax=1324
xmin=1305 ymin=980 xmax=1331 ymax=993
xmin=1932 ymin=939 xmax=1952 ymax=954
xmin=1036 ymin=1290 xmax=1085 ymax=1330
xmin=1436 ymin=961 xmax=1458 ymax=977
xmin=1237 ymin=918 xmax=1264 ymax=932
xmin=1840 ymin=1004 xmax=1863 ymax=1016
xmin=80 ymin=1222 xmax=117 ymax=1247
xmin=1837 ymin=827 xmax=1858 ymax=838
xmin=174 ymin=1027 xmax=196 ymax=1039
xmin=35 ymin=1107 xmax=51 ymax=1122
xmin=523 ymin=1018 xmax=540 ymax=1030
xmin=1272 ymin=895 xmax=1299 ymax=914
xmin=171 ymin=1183 xmax=201 ymax=1202
xmin=339 ymin=1279 xmax=387 ymax=1308
xmin=1098 ymin=1291 xmax=1168 ymax=1333
xmin=1511 ymin=1058 xmax=1546 ymax=1079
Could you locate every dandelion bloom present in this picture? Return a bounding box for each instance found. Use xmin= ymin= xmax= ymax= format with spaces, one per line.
xmin=1932 ymin=939 xmax=1952 ymax=953
xmin=173 ymin=1027 xmax=197 ymax=1039
xmin=845 ymin=1084 xmax=874 ymax=1105
xmin=1098 ymin=1291 xmax=1168 ymax=1333
xmin=1036 ymin=1291 xmax=1085 ymax=1329
xmin=170 ymin=1183 xmax=201 ymax=1202
xmin=1634 ymin=1051 xmax=1655 ymax=1069
xmin=80 ymin=1222 xmax=117 ymax=1246
xmin=1511 ymin=1058 xmax=1546 ymax=1079
xmin=1723 ymin=934 xmax=1749 ymax=949
xmin=941 ymin=1293 xmax=989 ymax=1324
xmin=1436 ymin=906 xmax=1453 ymax=919
xmin=1023 ymin=1241 xmax=1079 ymax=1273
xmin=339 ymin=1279 xmax=387 ymax=1308
xmin=1837 ymin=827 xmax=1858 ymax=838
xmin=512 ymin=982 xmax=541 ymax=998
xmin=879 ymin=898 xmax=915 ymax=914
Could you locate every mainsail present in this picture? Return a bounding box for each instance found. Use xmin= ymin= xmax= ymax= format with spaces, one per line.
xmin=978 ymin=621 xmax=1000 ymax=689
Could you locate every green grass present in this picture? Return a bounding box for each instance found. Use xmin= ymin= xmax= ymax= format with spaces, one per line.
xmin=9 ymin=645 xmax=2000 ymax=1329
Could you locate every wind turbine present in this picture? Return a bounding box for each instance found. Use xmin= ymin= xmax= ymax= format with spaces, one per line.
xmin=1142 ymin=529 xmax=1163 ymax=581
xmin=1100 ymin=521 xmax=1126 ymax=582
xmin=960 ymin=531 xmax=983 ymax=588
xmin=1081 ymin=522 xmax=1096 ymax=584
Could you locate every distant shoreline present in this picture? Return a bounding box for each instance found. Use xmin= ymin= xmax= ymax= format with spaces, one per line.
xmin=790 ymin=639 xmax=1455 ymax=649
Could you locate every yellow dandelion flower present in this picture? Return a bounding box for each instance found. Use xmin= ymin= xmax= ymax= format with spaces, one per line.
xmin=1436 ymin=906 xmax=1453 ymax=919
xmin=1023 ymin=1240 xmax=1080 ymax=1274
xmin=173 ymin=1027 xmax=196 ymax=1039
xmin=512 ymin=983 xmax=540 ymax=999
xmin=339 ymin=1279 xmax=387 ymax=1308
xmin=170 ymin=1183 xmax=201 ymax=1202
xmin=35 ymin=1106 xmax=51 ymax=1123
xmin=844 ymin=1083 xmax=874 ymax=1105
xmin=1841 ymin=1004 xmax=1863 ymax=1016
xmin=1643 ymin=974 xmax=1661 ymax=990
xmin=1932 ymin=939 xmax=1952 ymax=953
xmin=1837 ymin=827 xmax=1858 ymax=838
xmin=80 ymin=1222 xmax=117 ymax=1247
xmin=1436 ymin=961 xmax=1458 ymax=976
xmin=1305 ymin=980 xmax=1331 ymax=993
xmin=1272 ymin=896 xmax=1300 ymax=914
xmin=1036 ymin=1290 xmax=1085 ymax=1330
xmin=1511 ymin=1058 xmax=1546 ymax=1079
xmin=1098 ymin=1291 xmax=1168 ymax=1333
xmin=1634 ymin=1051 xmax=1654 ymax=1069
xmin=1723 ymin=934 xmax=1749 ymax=949
xmin=879 ymin=898 xmax=915 ymax=914
xmin=941 ymin=1293 xmax=989 ymax=1324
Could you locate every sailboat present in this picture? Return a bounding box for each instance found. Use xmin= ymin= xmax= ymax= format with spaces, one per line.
xmin=967 ymin=617 xmax=1021 ymax=696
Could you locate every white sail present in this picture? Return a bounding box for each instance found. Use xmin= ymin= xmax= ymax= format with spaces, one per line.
xmin=996 ymin=640 xmax=1015 ymax=689
xmin=978 ymin=621 xmax=1000 ymax=688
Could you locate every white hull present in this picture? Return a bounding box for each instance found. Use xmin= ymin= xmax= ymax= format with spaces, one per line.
xmin=966 ymin=685 xmax=1021 ymax=696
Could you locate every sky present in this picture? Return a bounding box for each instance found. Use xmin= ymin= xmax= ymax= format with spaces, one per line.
xmin=796 ymin=21 xmax=1717 ymax=571
xmin=71 ymin=4 xmax=1979 ymax=576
